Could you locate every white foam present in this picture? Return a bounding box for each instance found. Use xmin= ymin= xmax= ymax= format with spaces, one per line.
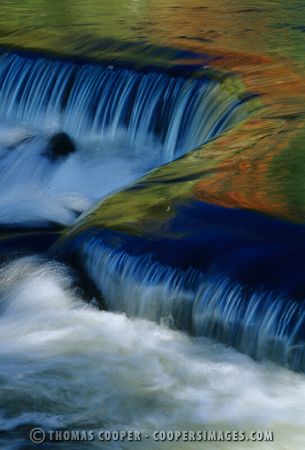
xmin=0 ymin=257 xmax=305 ymax=449
xmin=0 ymin=123 xmax=153 ymax=227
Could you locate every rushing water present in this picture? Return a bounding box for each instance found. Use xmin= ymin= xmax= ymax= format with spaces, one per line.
xmin=72 ymin=231 xmax=305 ymax=371
xmin=0 ymin=122 xmax=150 ymax=228
xmin=0 ymin=52 xmax=247 ymax=228
xmin=1 ymin=257 xmax=305 ymax=450
xmin=0 ymin=1 xmax=305 ymax=447
xmin=0 ymin=53 xmax=246 ymax=162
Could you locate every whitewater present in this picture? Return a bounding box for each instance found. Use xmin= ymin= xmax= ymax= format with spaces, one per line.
xmin=0 ymin=50 xmax=303 ymax=450
xmin=1 ymin=257 xmax=305 ymax=449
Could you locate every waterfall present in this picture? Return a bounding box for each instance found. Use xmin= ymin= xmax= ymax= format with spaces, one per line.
xmin=0 ymin=50 xmax=252 ymax=228
xmin=0 ymin=51 xmax=248 ymax=163
xmin=72 ymin=236 xmax=305 ymax=371
xmin=57 ymin=201 xmax=305 ymax=372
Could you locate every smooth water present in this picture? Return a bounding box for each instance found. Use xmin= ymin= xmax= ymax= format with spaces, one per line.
xmin=1 ymin=257 xmax=305 ymax=450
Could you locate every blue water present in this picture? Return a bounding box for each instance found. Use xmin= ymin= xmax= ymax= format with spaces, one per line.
xmin=0 ymin=48 xmax=303 ymax=450
xmin=59 ymin=204 xmax=305 ymax=372
xmin=0 ymin=52 xmax=248 ymax=163
xmin=0 ymin=51 xmax=248 ymax=229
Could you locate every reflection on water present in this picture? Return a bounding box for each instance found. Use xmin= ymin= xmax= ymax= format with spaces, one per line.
xmin=1 ymin=1 xmax=305 ymax=223
xmin=0 ymin=49 xmax=249 ymax=228
xmin=0 ymin=2 xmax=305 ymax=450
xmin=1 ymin=1 xmax=305 ymax=67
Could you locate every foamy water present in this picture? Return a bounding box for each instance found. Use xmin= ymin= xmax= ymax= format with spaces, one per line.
xmin=0 ymin=122 xmax=156 ymax=228
xmin=0 ymin=257 xmax=305 ymax=449
xmin=0 ymin=51 xmax=250 ymax=230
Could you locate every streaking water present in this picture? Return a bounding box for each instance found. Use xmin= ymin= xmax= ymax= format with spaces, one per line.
xmin=0 ymin=52 xmax=248 ymax=163
xmin=0 ymin=52 xmax=249 ymax=228
xmin=71 ymin=236 xmax=305 ymax=371
xmin=0 ymin=257 xmax=305 ymax=450
xmin=0 ymin=2 xmax=302 ymax=449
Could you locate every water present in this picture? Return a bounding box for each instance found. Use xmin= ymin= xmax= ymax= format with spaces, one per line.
xmin=1 ymin=1 xmax=305 ymax=69
xmin=0 ymin=122 xmax=151 ymax=228
xmin=1 ymin=257 xmax=305 ymax=450
xmin=0 ymin=52 xmax=247 ymax=228
xmin=0 ymin=2 xmax=304 ymax=448
xmin=63 ymin=225 xmax=305 ymax=371
xmin=0 ymin=53 xmax=246 ymax=161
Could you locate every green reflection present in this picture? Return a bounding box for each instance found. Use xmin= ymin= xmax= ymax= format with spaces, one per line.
xmin=0 ymin=0 xmax=305 ymax=67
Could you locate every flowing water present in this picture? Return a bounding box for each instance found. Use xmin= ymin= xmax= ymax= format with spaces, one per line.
xmin=0 ymin=51 xmax=246 ymax=228
xmin=0 ymin=1 xmax=305 ymax=449
xmin=1 ymin=257 xmax=305 ymax=450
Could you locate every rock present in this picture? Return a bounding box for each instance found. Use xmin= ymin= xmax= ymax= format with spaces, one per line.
xmin=46 ymin=132 xmax=76 ymax=159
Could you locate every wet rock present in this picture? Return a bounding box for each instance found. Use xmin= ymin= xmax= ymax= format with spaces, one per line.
xmin=46 ymin=132 xmax=76 ymax=159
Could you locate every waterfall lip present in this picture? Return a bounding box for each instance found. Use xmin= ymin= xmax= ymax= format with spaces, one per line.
xmin=57 ymin=199 xmax=305 ymax=301
xmin=0 ymin=43 xmax=222 ymax=79
xmin=5 ymin=43 xmax=300 ymax=371
xmin=55 ymin=196 xmax=305 ymax=374
xmin=57 ymin=214 xmax=305 ymax=371
xmin=0 ymin=48 xmax=256 ymax=170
